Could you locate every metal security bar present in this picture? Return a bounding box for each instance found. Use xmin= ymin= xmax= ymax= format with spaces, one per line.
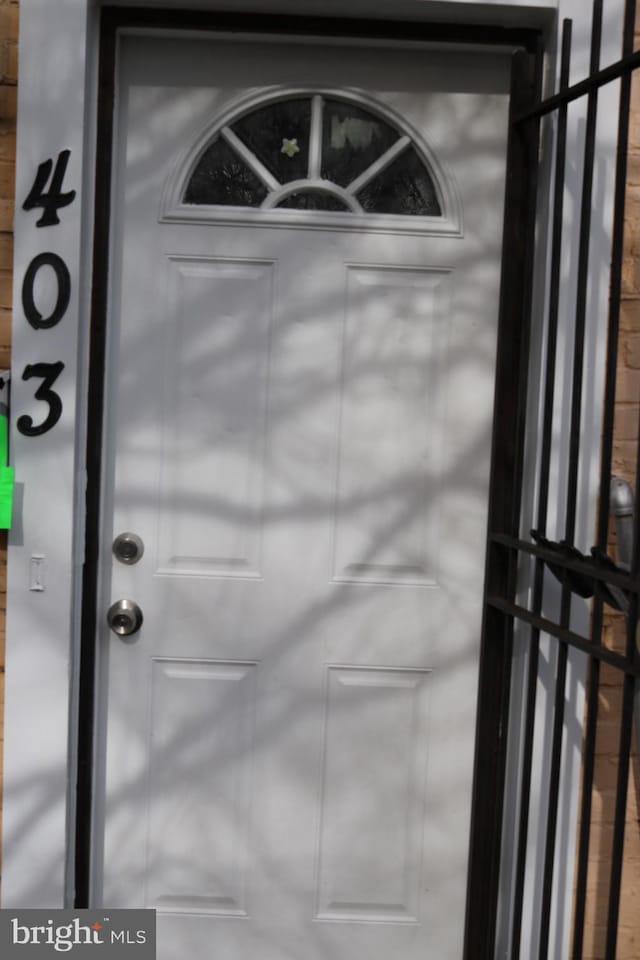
xmin=467 ymin=1 xmax=640 ymax=958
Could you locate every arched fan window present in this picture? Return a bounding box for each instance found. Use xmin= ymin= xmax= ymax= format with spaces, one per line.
xmin=183 ymin=95 xmax=443 ymax=217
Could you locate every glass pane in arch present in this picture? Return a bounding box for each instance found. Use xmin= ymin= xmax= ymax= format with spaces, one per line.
xmin=184 ymin=137 xmax=268 ymax=206
xmin=276 ymin=191 xmax=351 ymax=211
xmin=231 ymin=99 xmax=311 ymax=184
xmin=356 ymin=146 xmax=442 ymax=216
xmin=321 ymin=98 xmax=399 ymax=188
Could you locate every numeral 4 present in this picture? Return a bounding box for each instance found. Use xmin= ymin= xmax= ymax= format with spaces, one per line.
xmin=22 ymin=150 xmax=76 ymax=227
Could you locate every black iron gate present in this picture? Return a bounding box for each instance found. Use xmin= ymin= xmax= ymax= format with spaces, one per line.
xmin=466 ymin=1 xmax=640 ymax=957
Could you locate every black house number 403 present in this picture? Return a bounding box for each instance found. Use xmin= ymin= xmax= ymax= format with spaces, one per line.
xmin=17 ymin=150 xmax=75 ymax=437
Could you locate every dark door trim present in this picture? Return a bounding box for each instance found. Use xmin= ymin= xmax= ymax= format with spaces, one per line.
xmin=463 ymin=39 xmax=543 ymax=958
xmin=78 ymin=12 xmax=543 ymax=960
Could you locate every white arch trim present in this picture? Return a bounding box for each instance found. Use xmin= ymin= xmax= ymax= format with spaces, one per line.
xmin=160 ymin=85 xmax=463 ymax=237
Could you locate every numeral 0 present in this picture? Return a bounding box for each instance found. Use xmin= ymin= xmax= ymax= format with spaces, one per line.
xmin=22 ymin=252 xmax=71 ymax=330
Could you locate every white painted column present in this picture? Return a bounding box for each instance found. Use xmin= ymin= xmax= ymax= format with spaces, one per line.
xmin=2 ymin=0 xmax=93 ymax=908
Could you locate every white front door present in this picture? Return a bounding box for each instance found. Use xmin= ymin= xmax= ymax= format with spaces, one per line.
xmin=95 ymin=31 xmax=511 ymax=960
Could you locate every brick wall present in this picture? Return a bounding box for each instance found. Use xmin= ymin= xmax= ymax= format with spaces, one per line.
xmin=581 ymin=647 xmax=640 ymax=957
xmin=578 ymin=27 xmax=640 ymax=956
xmin=0 ymin=0 xmax=17 ymax=882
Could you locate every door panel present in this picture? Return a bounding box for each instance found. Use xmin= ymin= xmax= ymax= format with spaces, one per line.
xmin=316 ymin=665 xmax=431 ymax=923
xmin=157 ymin=256 xmax=273 ymax=579
xmin=147 ymin=658 xmax=257 ymax=916
xmin=333 ymin=266 xmax=446 ymax=585
xmin=96 ymin=32 xmax=511 ymax=960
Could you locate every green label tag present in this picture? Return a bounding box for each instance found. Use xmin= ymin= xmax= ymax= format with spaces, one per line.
xmin=0 ymin=412 xmax=7 ymax=463
xmin=0 ymin=464 xmax=14 ymax=529
xmin=0 ymin=378 xmax=13 ymax=528
xmin=0 ymin=371 xmax=13 ymax=529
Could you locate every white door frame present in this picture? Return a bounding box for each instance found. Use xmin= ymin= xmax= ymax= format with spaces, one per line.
xmin=1 ymin=3 xmax=621 ymax=956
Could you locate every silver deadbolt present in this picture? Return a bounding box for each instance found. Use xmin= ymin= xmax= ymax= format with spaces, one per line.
xmin=107 ymin=599 xmax=143 ymax=637
xmin=112 ymin=532 xmax=144 ymax=565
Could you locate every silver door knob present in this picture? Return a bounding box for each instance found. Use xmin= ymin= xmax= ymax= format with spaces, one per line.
xmin=107 ymin=599 xmax=143 ymax=637
xmin=112 ymin=531 xmax=144 ymax=565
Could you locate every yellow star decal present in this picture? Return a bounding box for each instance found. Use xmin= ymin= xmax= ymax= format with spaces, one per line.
xmin=281 ymin=138 xmax=300 ymax=158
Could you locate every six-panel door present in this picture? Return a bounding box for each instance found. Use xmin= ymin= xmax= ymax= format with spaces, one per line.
xmin=96 ymin=33 xmax=511 ymax=960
